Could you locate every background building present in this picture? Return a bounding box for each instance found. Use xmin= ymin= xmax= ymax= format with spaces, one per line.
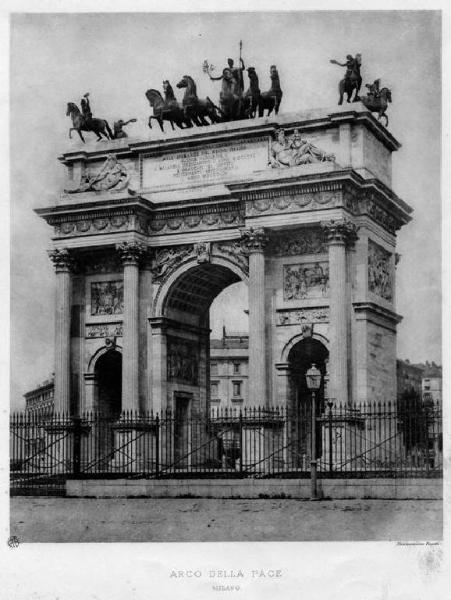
xmin=209 ymin=328 xmax=249 ymax=410
xmin=396 ymin=359 xmax=423 ymax=399
xmin=23 ymin=376 xmax=54 ymax=416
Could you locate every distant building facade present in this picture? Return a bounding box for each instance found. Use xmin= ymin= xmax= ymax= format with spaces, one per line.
xmin=415 ymin=361 xmax=442 ymax=404
xmin=24 ymin=377 xmax=55 ymax=415
xmin=396 ymin=359 xmax=423 ymax=398
xmin=209 ymin=328 xmax=249 ymax=410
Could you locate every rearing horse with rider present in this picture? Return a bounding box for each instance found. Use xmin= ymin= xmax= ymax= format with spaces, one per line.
xmin=330 ymin=53 xmax=392 ymax=126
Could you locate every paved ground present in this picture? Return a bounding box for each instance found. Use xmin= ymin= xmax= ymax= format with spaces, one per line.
xmin=10 ymin=497 xmax=442 ymax=542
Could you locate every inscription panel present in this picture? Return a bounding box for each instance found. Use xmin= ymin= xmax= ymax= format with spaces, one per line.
xmin=142 ymin=138 xmax=268 ymax=189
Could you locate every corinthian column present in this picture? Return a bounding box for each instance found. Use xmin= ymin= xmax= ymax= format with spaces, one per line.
xmin=241 ymin=227 xmax=268 ymax=406
xmin=322 ymin=220 xmax=358 ymax=406
xmin=116 ymin=241 xmax=146 ymax=413
xmin=48 ymin=248 xmax=74 ymax=414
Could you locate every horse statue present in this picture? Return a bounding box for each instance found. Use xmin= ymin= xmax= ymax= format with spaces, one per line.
xmin=66 ymin=102 xmax=114 ymax=143
xmin=176 ymin=75 xmax=223 ymax=126
xmin=145 ymin=87 xmax=189 ymax=132
xmin=259 ymin=65 xmax=283 ymax=117
xmin=360 ymin=87 xmax=392 ymax=127
xmin=243 ymin=67 xmax=261 ymax=118
xmin=331 ymin=54 xmax=362 ymax=104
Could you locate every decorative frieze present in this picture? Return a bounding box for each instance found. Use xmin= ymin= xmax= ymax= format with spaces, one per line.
xmin=368 ymin=239 xmax=393 ymax=301
xmin=91 ymin=281 xmax=124 ymax=316
xmin=167 ymin=337 xmax=199 ymax=385
xmin=54 ymin=214 xmax=130 ymax=237
xmin=245 ymin=186 xmax=342 ymax=217
xmin=148 ymin=206 xmax=244 ymax=234
xmin=283 ymin=262 xmax=329 ymax=300
xmin=85 ymin=323 xmax=123 ymax=338
xmin=277 ymin=307 xmax=329 ymax=326
xmin=269 ymin=228 xmax=327 ymax=256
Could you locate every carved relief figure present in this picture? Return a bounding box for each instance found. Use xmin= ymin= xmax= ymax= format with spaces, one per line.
xmin=64 ymin=154 xmax=130 ymax=194
xmin=368 ymin=240 xmax=393 ymax=301
xmin=270 ymin=229 xmax=327 ymax=256
xmin=167 ymin=338 xmax=199 ymax=385
xmin=283 ymin=262 xmax=329 ymax=300
xmin=270 ymin=129 xmax=335 ymax=168
xmin=151 ymin=246 xmax=193 ymax=282
xmin=91 ymin=281 xmax=124 ymax=316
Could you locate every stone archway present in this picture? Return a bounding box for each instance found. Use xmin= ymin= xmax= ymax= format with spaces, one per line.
xmin=92 ymin=348 xmax=122 ymax=417
xmin=287 ymin=337 xmax=329 ymax=468
xmin=150 ymin=258 xmax=248 ymax=415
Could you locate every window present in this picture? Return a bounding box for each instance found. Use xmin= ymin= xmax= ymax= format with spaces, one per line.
xmin=232 ymin=381 xmax=242 ymax=397
xmin=211 ymin=362 xmax=218 ymax=375
xmin=210 ymin=382 xmax=219 ymax=398
xmin=233 ymin=362 xmax=241 ymax=374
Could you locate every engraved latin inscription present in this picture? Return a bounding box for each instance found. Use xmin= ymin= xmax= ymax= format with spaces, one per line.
xmin=142 ymin=138 xmax=268 ymax=188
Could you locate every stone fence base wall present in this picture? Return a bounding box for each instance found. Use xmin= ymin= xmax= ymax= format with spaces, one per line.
xmin=67 ymin=478 xmax=442 ymax=500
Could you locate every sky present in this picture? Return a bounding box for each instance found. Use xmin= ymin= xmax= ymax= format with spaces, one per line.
xmin=10 ymin=11 xmax=441 ymax=408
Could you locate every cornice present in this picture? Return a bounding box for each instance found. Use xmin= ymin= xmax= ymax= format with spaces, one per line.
xmin=353 ymin=301 xmax=403 ymax=326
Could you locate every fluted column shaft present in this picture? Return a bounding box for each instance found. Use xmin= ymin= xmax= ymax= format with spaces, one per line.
xmin=48 ymin=249 xmax=73 ymax=413
xmin=117 ymin=242 xmax=146 ymax=413
xmin=323 ymin=221 xmax=358 ymax=405
xmin=242 ymin=228 xmax=268 ymax=406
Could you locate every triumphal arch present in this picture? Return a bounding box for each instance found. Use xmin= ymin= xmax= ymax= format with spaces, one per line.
xmin=37 ymin=104 xmax=412 ymax=421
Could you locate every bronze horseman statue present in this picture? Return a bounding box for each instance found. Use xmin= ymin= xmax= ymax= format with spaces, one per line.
xmin=66 ymin=92 xmax=114 ymax=143
xmin=330 ymin=53 xmax=362 ymax=104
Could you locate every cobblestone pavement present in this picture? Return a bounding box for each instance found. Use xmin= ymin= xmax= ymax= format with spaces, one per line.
xmin=10 ymin=497 xmax=442 ymax=543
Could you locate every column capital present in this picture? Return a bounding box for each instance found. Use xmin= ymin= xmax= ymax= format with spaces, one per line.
xmin=240 ymin=227 xmax=268 ymax=254
xmin=48 ymin=248 xmax=75 ymax=273
xmin=322 ymin=219 xmax=358 ymax=247
xmin=116 ymin=241 xmax=147 ymax=266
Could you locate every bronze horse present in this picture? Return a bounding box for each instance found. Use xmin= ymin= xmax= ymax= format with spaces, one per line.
xmin=145 ymin=87 xmax=190 ymax=132
xmin=259 ymin=65 xmax=283 ymax=117
xmin=361 ymin=87 xmax=392 ymax=127
xmin=243 ymin=67 xmax=261 ymax=118
xmin=333 ymin=59 xmax=362 ymax=105
xmin=66 ymin=102 xmax=114 ymax=143
xmin=176 ymin=75 xmax=223 ymax=126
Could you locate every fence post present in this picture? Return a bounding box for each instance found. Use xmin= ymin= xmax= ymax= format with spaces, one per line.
xmin=72 ymin=415 xmax=82 ymax=476
xmin=155 ymin=414 xmax=160 ymax=478
xmin=239 ymin=409 xmax=243 ymax=476
xmin=328 ymin=400 xmax=333 ymax=473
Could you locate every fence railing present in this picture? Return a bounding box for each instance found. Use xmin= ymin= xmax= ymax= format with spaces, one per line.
xmin=10 ymin=400 xmax=442 ymax=495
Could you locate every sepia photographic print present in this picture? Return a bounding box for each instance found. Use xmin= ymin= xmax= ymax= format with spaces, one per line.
xmin=3 ymin=4 xmax=448 ymax=600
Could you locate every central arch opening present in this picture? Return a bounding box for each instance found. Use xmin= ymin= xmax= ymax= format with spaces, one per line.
xmin=161 ymin=261 xmax=248 ymax=467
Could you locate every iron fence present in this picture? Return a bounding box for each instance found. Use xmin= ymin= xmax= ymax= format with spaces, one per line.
xmin=10 ymin=400 xmax=442 ymax=495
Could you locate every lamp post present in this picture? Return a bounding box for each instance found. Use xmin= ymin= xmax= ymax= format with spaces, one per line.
xmin=306 ymin=363 xmax=322 ymax=500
